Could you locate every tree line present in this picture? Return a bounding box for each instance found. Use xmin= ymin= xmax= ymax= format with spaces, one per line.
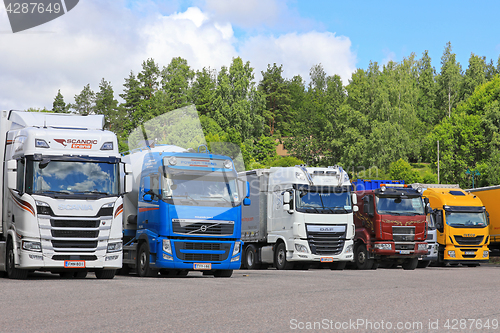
xmin=48 ymin=42 xmax=500 ymax=188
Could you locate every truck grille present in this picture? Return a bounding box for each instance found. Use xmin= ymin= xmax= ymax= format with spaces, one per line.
xmin=52 ymin=255 xmax=98 ymax=261
xmin=306 ymin=224 xmax=346 ymax=255
xmin=395 ymin=243 xmax=414 ymax=250
xmin=51 ymin=240 xmax=98 ymax=249
xmin=454 ymin=236 xmax=484 ymax=245
xmin=51 ymin=219 xmax=100 ymax=228
xmin=172 ymin=220 xmax=234 ymax=236
xmin=175 ymin=242 xmax=231 ymax=262
xmin=51 ymin=230 xmax=99 ymax=238
xmin=392 ymin=226 xmax=415 ymax=242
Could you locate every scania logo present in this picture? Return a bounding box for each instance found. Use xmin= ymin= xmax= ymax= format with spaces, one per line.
xmin=200 ymin=225 xmax=207 ymax=232
xmin=463 ymin=234 xmax=475 ymax=237
xmin=58 ymin=204 xmax=93 ymax=211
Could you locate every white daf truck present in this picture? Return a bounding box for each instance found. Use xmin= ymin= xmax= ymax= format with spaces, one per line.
xmin=0 ymin=110 xmax=131 ymax=279
xmin=239 ymin=166 xmax=356 ymax=270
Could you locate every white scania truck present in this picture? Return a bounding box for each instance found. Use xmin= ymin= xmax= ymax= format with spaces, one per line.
xmin=239 ymin=166 xmax=356 ymax=270
xmin=0 ymin=110 xmax=130 ymax=279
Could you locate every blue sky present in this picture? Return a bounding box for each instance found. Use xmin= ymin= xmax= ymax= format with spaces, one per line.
xmin=1 ymin=0 xmax=499 ymax=110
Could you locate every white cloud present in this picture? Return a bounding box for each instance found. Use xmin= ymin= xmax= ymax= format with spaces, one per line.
xmin=382 ymin=49 xmax=397 ymax=65
xmin=0 ymin=1 xmax=356 ymax=111
xmin=240 ymin=32 xmax=356 ymax=85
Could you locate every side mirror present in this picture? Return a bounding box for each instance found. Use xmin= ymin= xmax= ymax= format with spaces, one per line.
xmin=243 ymin=197 xmax=251 ymax=206
xmin=143 ymin=194 xmax=153 ymax=202
xmin=143 ymin=177 xmax=151 ymax=194
xmin=283 ymin=191 xmax=290 ymax=204
xmin=124 ymin=174 xmax=132 ymax=194
xmin=7 ymin=160 xmax=17 ymax=190
xmin=351 ymin=193 xmax=357 ymax=205
xmin=245 ymin=181 xmax=250 ymax=198
xmin=434 ymin=210 xmax=444 ymax=233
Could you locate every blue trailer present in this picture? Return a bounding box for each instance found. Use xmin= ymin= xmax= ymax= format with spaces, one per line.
xmin=121 ymin=145 xmax=249 ymax=277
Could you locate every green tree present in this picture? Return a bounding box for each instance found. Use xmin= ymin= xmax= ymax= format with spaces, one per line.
xmin=461 ymin=53 xmax=486 ymax=101
xmin=161 ymin=57 xmax=195 ymax=110
xmin=94 ymin=78 xmax=119 ymax=129
xmin=416 ymin=50 xmax=438 ymax=125
xmin=437 ymin=42 xmax=463 ymax=118
xmin=52 ymin=89 xmax=69 ymax=113
xmin=72 ymin=84 xmax=95 ymax=115
xmin=388 ymin=159 xmax=422 ymax=183
xmin=192 ymin=67 xmax=216 ymax=116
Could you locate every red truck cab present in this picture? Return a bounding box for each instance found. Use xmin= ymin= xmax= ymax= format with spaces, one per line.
xmin=353 ymin=184 xmax=429 ymax=270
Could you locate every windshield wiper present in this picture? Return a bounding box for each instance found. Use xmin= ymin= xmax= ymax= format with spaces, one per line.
xmin=41 ymin=190 xmax=72 ymax=195
xmin=80 ymin=190 xmax=110 ymax=195
xmin=201 ymin=196 xmax=232 ymax=204
xmin=173 ymin=193 xmax=199 ymax=205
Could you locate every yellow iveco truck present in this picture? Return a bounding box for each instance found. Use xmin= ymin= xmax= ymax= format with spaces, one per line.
xmin=424 ymin=186 xmax=489 ymax=266
xmin=467 ymin=185 xmax=500 ymax=253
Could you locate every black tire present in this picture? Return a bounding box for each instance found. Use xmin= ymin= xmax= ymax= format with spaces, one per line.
xmin=274 ymin=242 xmax=294 ymax=270
xmin=355 ymin=244 xmax=373 ymax=270
xmin=59 ymin=271 xmax=74 ymax=279
xmin=245 ymin=245 xmax=261 ymax=270
xmin=417 ymin=260 xmax=430 ymax=268
xmin=95 ymin=269 xmax=116 ymax=279
xmin=117 ymin=265 xmax=130 ymax=276
xmin=74 ymin=270 xmax=88 ymax=279
xmin=402 ymin=257 xmax=419 ymax=270
xmin=330 ymin=261 xmax=347 ymax=270
xmin=213 ymin=270 xmax=233 ymax=278
xmin=6 ymin=240 xmax=28 ymax=280
xmin=137 ymin=242 xmax=156 ymax=277
xmin=371 ymin=261 xmax=379 ymax=270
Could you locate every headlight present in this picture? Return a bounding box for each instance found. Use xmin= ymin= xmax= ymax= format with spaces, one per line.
xmin=163 ymin=253 xmax=173 ymax=260
xmin=163 ymin=239 xmax=172 ymax=255
xmin=100 ymin=142 xmax=113 ymax=150
xmin=232 ymin=241 xmax=241 ymax=256
xmin=483 ymin=250 xmax=489 ymax=258
xmin=374 ymin=243 xmax=392 ymax=250
xmin=344 ymin=244 xmax=353 ymax=254
xmin=294 ymin=244 xmax=308 ymax=253
xmin=22 ymin=240 xmax=42 ymax=252
xmin=447 ymin=250 xmax=456 ymax=258
xmin=107 ymin=242 xmax=122 ymax=253
xmin=418 ymin=244 xmax=428 ymax=251
xmin=231 ymin=255 xmax=240 ymax=262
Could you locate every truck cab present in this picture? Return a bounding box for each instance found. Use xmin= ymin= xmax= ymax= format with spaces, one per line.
xmin=424 ymin=187 xmax=489 ymax=266
xmin=353 ymin=183 xmax=428 ymax=270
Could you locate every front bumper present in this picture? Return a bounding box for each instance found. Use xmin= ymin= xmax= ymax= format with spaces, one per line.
xmin=419 ymin=242 xmax=438 ymax=261
xmin=287 ymin=239 xmax=354 ymax=262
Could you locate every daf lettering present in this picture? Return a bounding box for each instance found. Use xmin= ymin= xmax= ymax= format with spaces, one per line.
xmin=58 ymin=204 xmax=93 ymax=211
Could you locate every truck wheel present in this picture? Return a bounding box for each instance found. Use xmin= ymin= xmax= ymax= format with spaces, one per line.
xmin=402 ymin=257 xmax=418 ymax=270
xmin=214 ymin=270 xmax=233 ymax=278
xmin=6 ymin=239 xmax=28 ymax=280
xmin=417 ymin=260 xmax=430 ymax=268
xmin=245 ymin=244 xmax=261 ymax=269
xmin=95 ymin=269 xmax=116 ymax=279
xmin=355 ymin=244 xmax=373 ymax=270
xmin=330 ymin=261 xmax=347 ymax=270
xmin=137 ymin=242 xmax=156 ymax=277
xmin=74 ymin=270 xmax=88 ymax=279
xmin=274 ymin=242 xmax=294 ymax=270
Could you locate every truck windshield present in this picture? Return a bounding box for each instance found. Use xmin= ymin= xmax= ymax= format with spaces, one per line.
xmin=162 ymin=172 xmax=239 ymax=207
xmin=296 ymin=190 xmax=352 ymax=213
xmin=27 ymin=160 xmax=119 ymax=197
xmin=445 ymin=211 xmax=487 ymax=228
xmin=376 ymin=197 xmax=424 ymax=215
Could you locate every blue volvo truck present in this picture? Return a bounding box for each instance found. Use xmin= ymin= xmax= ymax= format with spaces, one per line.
xmin=121 ymin=144 xmax=249 ymax=277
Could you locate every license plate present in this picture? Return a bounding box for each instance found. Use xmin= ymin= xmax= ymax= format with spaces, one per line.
xmin=193 ymin=263 xmax=211 ymax=270
xmin=399 ymin=250 xmax=411 ymax=254
xmin=64 ymin=260 xmax=86 ymax=268
xmin=320 ymin=257 xmax=334 ymax=262
xmin=464 ymin=251 xmax=475 ymax=255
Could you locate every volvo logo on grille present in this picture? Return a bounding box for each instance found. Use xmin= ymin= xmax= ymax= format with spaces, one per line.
xmin=200 ymin=225 xmax=207 ymax=232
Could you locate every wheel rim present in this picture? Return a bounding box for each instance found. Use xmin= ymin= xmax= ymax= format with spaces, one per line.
xmin=357 ymin=250 xmax=366 ymax=264
xmin=277 ymin=248 xmax=285 ymax=267
xmin=140 ymin=250 xmax=147 ymax=272
xmin=247 ymin=250 xmax=254 ymax=267
xmin=7 ymin=245 xmax=14 ymax=274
